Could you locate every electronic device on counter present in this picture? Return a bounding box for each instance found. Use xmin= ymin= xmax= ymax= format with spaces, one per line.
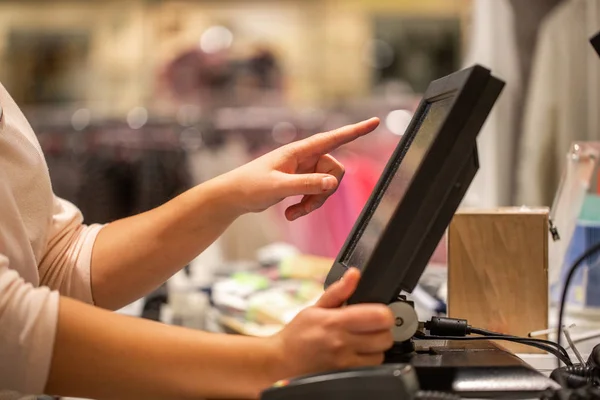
xmin=325 ymin=63 xmax=504 ymax=346
xmin=261 ymin=364 xmax=419 ymax=400
xmin=261 ymin=65 xmax=561 ymax=399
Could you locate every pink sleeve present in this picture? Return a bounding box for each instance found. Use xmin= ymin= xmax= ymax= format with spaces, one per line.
xmin=0 ymin=255 xmax=59 ymax=395
xmin=38 ymin=196 xmax=103 ymax=305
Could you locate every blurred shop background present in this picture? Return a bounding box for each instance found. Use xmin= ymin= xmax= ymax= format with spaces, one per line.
xmin=2 ymin=0 xmax=593 ymax=333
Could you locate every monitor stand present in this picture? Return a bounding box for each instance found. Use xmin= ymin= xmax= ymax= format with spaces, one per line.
xmin=385 ymin=295 xmax=419 ymax=357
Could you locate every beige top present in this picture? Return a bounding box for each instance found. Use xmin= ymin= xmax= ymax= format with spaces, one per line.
xmin=0 ymin=82 xmax=103 ymax=399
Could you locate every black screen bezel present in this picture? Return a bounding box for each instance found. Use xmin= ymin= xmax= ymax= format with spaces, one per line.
xmin=324 ymin=65 xmax=504 ymax=305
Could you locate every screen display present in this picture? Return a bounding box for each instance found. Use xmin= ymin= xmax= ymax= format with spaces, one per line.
xmin=341 ymin=95 xmax=454 ymax=270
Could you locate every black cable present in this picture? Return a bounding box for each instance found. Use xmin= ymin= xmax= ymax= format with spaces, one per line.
xmin=557 ymin=241 xmax=600 ymax=370
xmin=469 ymin=327 xmax=574 ymax=360
xmin=415 ymin=334 xmax=572 ymax=366
xmin=551 ymin=365 xmax=594 ymax=389
xmin=423 ymin=317 xmax=571 ymax=363
xmin=415 ymin=333 xmax=569 ymax=363
xmin=479 ymin=333 xmax=570 ymax=361
xmin=469 ymin=327 xmax=501 ymax=336
xmin=469 ymin=328 xmax=570 ymax=360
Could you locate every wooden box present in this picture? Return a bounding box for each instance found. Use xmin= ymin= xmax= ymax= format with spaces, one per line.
xmin=447 ymin=208 xmax=549 ymax=353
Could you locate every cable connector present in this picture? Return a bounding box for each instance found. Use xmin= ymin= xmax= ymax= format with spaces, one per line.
xmin=423 ymin=316 xmax=471 ymax=337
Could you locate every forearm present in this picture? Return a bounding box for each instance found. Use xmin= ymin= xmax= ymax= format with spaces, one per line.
xmin=46 ymin=296 xmax=283 ymax=400
xmin=91 ymin=175 xmax=242 ymax=309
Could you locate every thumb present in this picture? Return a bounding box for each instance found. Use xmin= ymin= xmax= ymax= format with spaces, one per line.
xmin=277 ymin=172 xmax=338 ymax=198
xmin=316 ymin=268 xmax=360 ymax=308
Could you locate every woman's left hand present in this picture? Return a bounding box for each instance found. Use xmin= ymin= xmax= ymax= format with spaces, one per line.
xmin=223 ymin=117 xmax=380 ymax=221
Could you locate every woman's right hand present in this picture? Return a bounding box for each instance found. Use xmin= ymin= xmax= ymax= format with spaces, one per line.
xmin=270 ymin=268 xmax=395 ymax=380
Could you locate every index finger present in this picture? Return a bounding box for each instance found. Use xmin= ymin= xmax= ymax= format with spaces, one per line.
xmin=335 ymin=304 xmax=394 ymax=333
xmin=291 ymin=117 xmax=380 ymax=157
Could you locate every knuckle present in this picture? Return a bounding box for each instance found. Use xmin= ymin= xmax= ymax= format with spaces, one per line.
xmin=320 ymin=131 xmax=337 ymax=145
xmin=328 ymin=335 xmax=346 ymax=353
xmin=276 ymin=145 xmax=291 ymax=161
xmin=282 ymin=143 xmax=298 ymax=157
xmin=304 ymin=178 xmax=312 ymax=191
xmin=305 ymin=136 xmax=320 ymax=150
xmin=327 ymin=128 xmax=342 ymax=138
xmin=295 ymin=307 xmax=316 ymax=323
xmin=302 ymin=306 xmax=320 ymax=319
xmin=325 ymin=312 xmax=344 ymax=329
xmin=280 ymin=145 xmax=300 ymax=164
xmin=314 ymin=308 xmax=338 ymax=328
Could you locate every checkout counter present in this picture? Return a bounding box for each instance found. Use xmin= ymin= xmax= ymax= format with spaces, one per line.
xmin=206 ymin=65 xmax=575 ymax=399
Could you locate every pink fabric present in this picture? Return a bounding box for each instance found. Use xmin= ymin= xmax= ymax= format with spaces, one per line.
xmin=274 ymin=154 xmax=383 ymax=257
xmin=0 ymin=81 xmax=103 ymax=398
xmin=273 ymin=145 xmax=447 ymax=264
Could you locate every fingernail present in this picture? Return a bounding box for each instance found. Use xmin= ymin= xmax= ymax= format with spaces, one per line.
xmin=291 ymin=211 xmax=303 ymax=220
xmin=322 ymin=177 xmax=337 ymax=191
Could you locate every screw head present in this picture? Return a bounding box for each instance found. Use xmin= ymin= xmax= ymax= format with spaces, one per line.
xmin=395 ymin=317 xmax=404 ymax=327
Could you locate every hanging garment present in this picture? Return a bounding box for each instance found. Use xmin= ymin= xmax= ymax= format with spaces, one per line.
xmin=134 ymin=148 xmax=192 ymax=214
xmin=517 ymin=0 xmax=600 ymax=206
xmin=509 ymin=0 xmax=564 ymax=203
xmin=462 ymin=0 xmax=522 ymax=208
xmin=76 ymin=152 xmax=137 ymax=224
xmin=67 ymin=145 xmax=191 ymax=225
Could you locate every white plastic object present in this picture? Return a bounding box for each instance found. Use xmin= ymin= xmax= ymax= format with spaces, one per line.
xmin=256 ymin=242 xmax=299 ymax=266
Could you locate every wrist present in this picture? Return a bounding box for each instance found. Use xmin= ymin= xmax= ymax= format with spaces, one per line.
xmin=261 ymin=334 xmax=292 ymax=389
xmin=185 ymin=175 xmax=246 ymax=223
xmin=206 ymin=172 xmax=249 ymax=218
xmin=230 ymin=335 xmax=289 ymax=399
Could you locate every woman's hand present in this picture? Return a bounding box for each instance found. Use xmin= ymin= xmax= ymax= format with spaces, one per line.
xmin=269 ymin=268 xmax=394 ymax=380
xmin=90 ymin=117 xmax=379 ymax=310
xmin=46 ymin=268 xmax=393 ymax=400
xmin=222 ymin=118 xmax=380 ymax=221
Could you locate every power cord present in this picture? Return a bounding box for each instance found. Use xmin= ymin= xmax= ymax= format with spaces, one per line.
xmin=540 ymin=341 xmax=600 ymax=400
xmin=550 ymin=364 xmax=595 ymax=389
xmin=414 ymin=333 xmax=572 ymax=366
xmin=556 ymin=241 xmax=600 ymax=369
xmin=420 ymin=316 xmax=572 ymax=366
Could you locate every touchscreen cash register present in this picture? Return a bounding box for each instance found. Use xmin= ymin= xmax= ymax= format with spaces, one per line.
xmin=262 ymin=65 xmax=560 ymax=400
xmin=324 ymin=64 xmax=503 ymax=306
